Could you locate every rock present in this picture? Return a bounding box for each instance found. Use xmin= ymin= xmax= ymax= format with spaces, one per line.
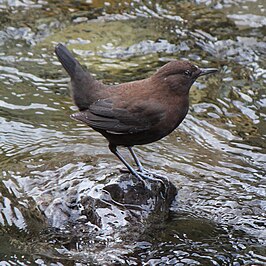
xmin=80 ymin=173 xmax=177 ymax=234
xmin=33 ymin=169 xmax=177 ymax=264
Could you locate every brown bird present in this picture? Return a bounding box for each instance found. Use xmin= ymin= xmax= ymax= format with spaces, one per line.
xmin=55 ymin=43 xmax=217 ymax=181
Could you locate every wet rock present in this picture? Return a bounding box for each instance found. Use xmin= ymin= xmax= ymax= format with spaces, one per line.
xmin=80 ymin=173 xmax=176 ymax=233
xmin=36 ymin=171 xmax=177 ymax=264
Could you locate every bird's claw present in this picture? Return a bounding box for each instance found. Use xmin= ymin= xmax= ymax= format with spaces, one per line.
xmin=118 ymin=166 xmax=169 ymax=195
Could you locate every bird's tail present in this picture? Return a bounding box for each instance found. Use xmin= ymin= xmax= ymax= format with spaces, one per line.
xmin=55 ymin=43 xmax=84 ymax=78
xmin=55 ymin=43 xmax=103 ymax=110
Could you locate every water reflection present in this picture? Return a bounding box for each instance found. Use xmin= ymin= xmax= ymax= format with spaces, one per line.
xmin=0 ymin=0 xmax=265 ymax=265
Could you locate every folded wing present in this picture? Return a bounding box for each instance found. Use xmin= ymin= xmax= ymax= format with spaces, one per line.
xmin=71 ymin=98 xmax=164 ymax=134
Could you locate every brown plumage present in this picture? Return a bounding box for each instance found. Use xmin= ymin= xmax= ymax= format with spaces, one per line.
xmin=55 ymin=43 xmax=217 ymax=181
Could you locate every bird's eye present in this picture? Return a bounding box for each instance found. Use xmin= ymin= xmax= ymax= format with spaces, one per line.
xmin=184 ymin=70 xmax=192 ymax=76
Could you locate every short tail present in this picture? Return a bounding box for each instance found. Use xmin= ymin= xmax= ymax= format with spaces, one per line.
xmin=55 ymin=43 xmax=84 ymax=78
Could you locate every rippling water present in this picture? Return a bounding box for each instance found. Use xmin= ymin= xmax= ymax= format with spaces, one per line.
xmin=0 ymin=0 xmax=265 ymax=265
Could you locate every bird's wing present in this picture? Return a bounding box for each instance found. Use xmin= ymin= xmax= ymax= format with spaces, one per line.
xmin=71 ymin=98 xmax=164 ymax=134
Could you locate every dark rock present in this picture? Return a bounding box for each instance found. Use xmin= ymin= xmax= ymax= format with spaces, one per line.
xmin=80 ymin=173 xmax=177 ymax=234
xmin=36 ymin=170 xmax=177 ymax=265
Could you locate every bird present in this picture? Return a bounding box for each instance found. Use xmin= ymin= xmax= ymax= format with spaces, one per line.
xmin=55 ymin=43 xmax=218 ymax=182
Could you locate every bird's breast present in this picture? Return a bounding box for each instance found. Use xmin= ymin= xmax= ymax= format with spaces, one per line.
xmin=157 ymin=97 xmax=189 ymax=135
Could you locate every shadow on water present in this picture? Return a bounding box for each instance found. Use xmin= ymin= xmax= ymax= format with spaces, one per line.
xmin=0 ymin=0 xmax=265 ymax=265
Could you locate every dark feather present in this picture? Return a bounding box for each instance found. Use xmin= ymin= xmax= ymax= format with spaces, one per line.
xmin=71 ymin=98 xmax=164 ymax=134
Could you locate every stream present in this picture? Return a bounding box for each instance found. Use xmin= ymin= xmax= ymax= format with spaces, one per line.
xmin=0 ymin=0 xmax=265 ymax=265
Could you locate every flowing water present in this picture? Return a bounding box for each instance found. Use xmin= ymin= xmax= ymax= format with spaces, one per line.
xmin=0 ymin=0 xmax=265 ymax=265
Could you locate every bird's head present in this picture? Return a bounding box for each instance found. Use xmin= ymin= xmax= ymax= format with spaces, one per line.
xmin=153 ymin=60 xmax=218 ymax=95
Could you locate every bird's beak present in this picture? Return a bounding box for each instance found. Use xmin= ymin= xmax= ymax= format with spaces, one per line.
xmin=198 ymin=68 xmax=218 ymax=76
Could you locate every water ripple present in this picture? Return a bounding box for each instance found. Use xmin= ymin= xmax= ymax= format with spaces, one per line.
xmin=0 ymin=0 xmax=265 ymax=264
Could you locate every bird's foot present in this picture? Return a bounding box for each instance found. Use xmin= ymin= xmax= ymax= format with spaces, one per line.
xmin=118 ymin=167 xmax=150 ymax=187
xmin=137 ymin=168 xmax=170 ymax=198
xmin=119 ymin=167 xmax=168 ymax=190
xmin=138 ymin=168 xmax=169 ymax=183
xmin=138 ymin=170 xmax=165 ymax=183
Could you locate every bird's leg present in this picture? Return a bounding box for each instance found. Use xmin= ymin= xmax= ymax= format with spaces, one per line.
xmin=127 ymin=147 xmax=167 ymax=184
xmin=127 ymin=146 xmax=144 ymax=172
xmin=109 ymin=144 xmax=167 ymax=186
xmin=109 ymin=144 xmax=147 ymax=184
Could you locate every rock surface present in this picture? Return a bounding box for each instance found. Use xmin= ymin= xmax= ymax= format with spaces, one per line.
xmin=37 ymin=171 xmax=177 ymax=264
